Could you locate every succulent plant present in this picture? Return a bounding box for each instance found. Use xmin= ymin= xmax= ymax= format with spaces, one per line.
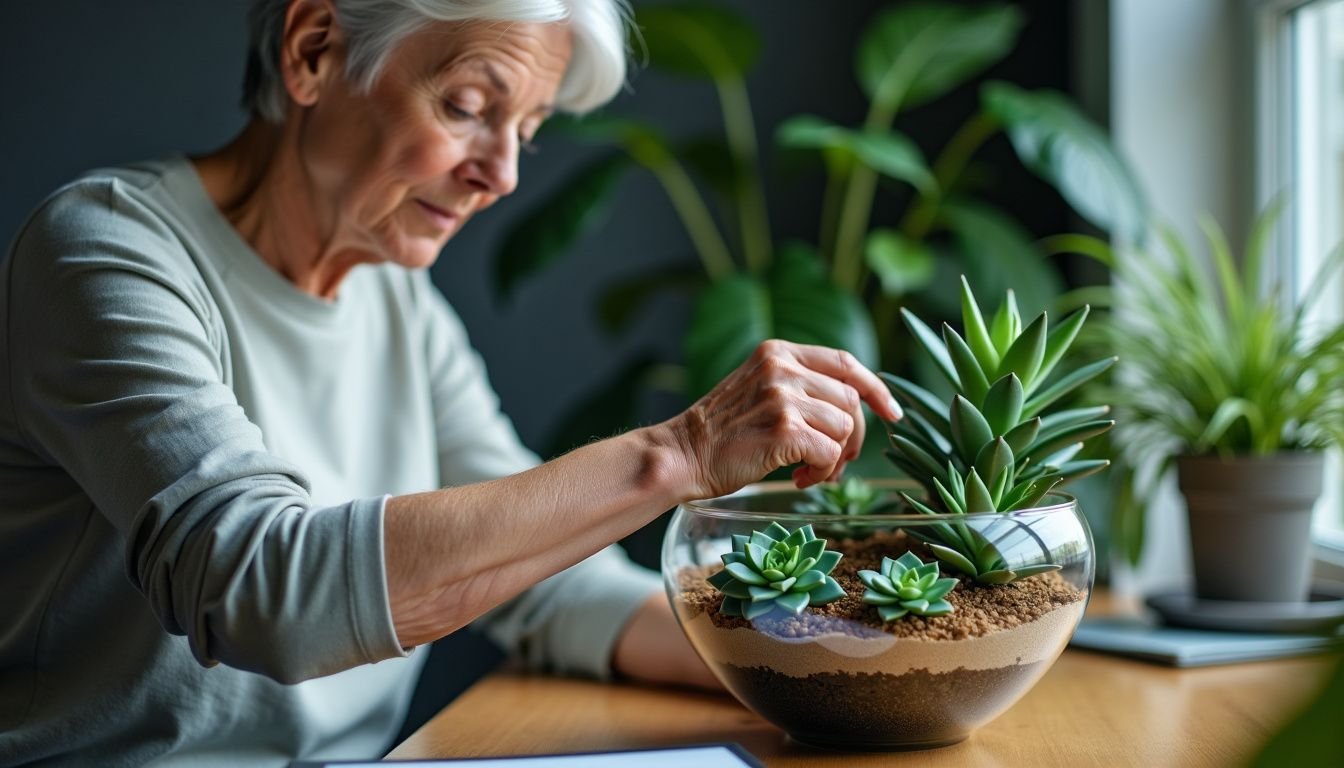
xmin=706 ymin=522 xmax=846 ymax=620
xmin=859 ymin=552 xmax=958 ymax=620
xmin=882 ymin=276 xmax=1116 ymax=584
xmin=792 ymin=476 xmax=897 ymax=517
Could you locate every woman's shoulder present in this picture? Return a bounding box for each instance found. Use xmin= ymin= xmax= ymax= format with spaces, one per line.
xmin=15 ymin=158 xmax=180 ymax=241
xmin=7 ymin=157 xmax=203 ymax=284
xmin=2 ymin=157 xmax=228 ymax=338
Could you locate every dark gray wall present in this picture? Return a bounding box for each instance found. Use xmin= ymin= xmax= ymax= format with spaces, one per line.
xmin=1 ymin=0 xmax=1079 ymax=457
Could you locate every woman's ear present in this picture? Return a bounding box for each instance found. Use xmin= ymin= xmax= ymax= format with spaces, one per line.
xmin=279 ymin=0 xmax=343 ymax=110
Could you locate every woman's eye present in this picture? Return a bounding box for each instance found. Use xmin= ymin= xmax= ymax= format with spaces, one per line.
xmin=445 ymin=102 xmax=476 ymax=120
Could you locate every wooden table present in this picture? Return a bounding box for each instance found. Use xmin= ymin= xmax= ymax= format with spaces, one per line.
xmin=387 ymin=594 xmax=1339 ymax=767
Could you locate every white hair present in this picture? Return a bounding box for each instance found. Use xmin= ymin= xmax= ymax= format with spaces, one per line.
xmin=242 ymin=0 xmax=632 ymax=122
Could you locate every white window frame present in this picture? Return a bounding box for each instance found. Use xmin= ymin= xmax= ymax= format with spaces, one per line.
xmin=1250 ymin=0 xmax=1344 ymax=577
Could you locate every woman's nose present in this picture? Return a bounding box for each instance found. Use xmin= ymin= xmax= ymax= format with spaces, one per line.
xmin=457 ymin=132 xmax=518 ymax=197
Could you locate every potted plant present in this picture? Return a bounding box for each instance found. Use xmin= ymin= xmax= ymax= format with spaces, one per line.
xmin=662 ymin=280 xmax=1114 ymax=749
xmin=1095 ymin=206 xmax=1344 ymax=603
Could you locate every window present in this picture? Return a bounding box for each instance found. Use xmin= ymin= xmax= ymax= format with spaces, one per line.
xmin=1257 ymin=0 xmax=1344 ymax=543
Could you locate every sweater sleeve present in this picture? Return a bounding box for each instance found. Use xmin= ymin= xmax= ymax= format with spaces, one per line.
xmin=415 ymin=273 xmax=663 ymax=679
xmin=3 ymin=180 xmax=407 ymax=684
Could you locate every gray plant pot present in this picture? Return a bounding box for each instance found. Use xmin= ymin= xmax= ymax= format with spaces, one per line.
xmin=1177 ymin=453 xmax=1323 ymax=603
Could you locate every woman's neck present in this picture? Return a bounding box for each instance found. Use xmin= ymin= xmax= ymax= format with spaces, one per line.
xmin=192 ymin=119 xmax=363 ymax=300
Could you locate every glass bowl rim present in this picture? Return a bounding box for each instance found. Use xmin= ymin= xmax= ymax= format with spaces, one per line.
xmin=680 ymin=479 xmax=1078 ymax=523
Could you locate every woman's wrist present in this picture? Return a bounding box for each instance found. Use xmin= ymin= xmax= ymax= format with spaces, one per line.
xmin=626 ymin=419 xmax=704 ymax=505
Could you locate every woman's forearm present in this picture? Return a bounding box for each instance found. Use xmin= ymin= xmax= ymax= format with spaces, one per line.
xmin=384 ymin=339 xmax=902 ymax=649
xmin=383 ymin=422 xmax=691 ymax=647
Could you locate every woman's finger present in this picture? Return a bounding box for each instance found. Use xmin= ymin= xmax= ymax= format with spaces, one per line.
xmin=767 ymin=341 xmax=902 ymax=422
xmin=787 ymin=366 xmax=867 ymax=474
xmin=773 ymin=416 xmax=844 ymax=489
xmin=795 ymin=367 xmax=862 ymax=415
xmin=792 ymin=394 xmax=855 ymax=446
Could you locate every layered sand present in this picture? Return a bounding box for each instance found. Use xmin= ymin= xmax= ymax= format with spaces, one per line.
xmin=680 ymin=599 xmax=1084 ymax=677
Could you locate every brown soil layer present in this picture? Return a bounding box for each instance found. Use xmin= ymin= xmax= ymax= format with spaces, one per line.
xmin=718 ymin=661 xmax=1045 ymax=749
xmin=676 ymin=528 xmax=1087 ymax=640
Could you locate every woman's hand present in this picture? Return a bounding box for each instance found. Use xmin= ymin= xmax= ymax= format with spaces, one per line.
xmin=662 ymin=339 xmax=903 ymax=500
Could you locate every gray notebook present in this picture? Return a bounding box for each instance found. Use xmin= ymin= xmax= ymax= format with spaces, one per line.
xmin=1070 ymin=617 xmax=1343 ymax=667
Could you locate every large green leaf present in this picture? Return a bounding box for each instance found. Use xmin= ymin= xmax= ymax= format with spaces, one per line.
xmin=939 ymin=200 xmax=1064 ymax=321
xmin=495 ymin=154 xmax=629 ymax=300
xmin=864 ymin=229 xmax=935 ymax=296
xmin=856 ymin=3 xmax=1023 ymax=115
xmin=637 ymin=3 xmax=760 ymax=80
xmin=777 ymin=115 xmax=935 ymax=192
xmin=982 ymin=81 xmax=1149 ymax=244
xmin=685 ymin=244 xmax=878 ymax=397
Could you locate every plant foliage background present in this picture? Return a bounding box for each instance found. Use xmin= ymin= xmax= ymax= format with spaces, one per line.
xmin=458 ymin=1 xmax=1140 ymax=566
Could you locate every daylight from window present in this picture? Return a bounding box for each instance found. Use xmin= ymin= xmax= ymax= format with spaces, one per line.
xmin=1293 ymin=0 xmax=1344 ymax=534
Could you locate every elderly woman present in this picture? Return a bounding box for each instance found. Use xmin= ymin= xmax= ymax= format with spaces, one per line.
xmin=0 ymin=0 xmax=899 ymax=765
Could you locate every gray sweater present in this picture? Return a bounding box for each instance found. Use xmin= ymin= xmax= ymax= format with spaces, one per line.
xmin=0 ymin=157 xmax=661 ymax=766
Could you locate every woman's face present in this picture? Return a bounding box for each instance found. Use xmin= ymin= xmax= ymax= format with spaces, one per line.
xmin=298 ymin=19 xmax=573 ymax=269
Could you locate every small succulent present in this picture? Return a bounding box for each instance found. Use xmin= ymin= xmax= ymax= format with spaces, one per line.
xmin=859 ymin=552 xmax=958 ymax=620
xmin=882 ymin=276 xmax=1116 ymax=584
xmin=706 ymin=522 xmax=845 ymax=620
xmin=792 ymin=477 xmax=897 ymax=516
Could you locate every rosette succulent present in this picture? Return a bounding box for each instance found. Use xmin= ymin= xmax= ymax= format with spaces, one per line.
xmin=882 ymin=277 xmax=1115 ymax=584
xmin=859 ymin=552 xmax=958 ymax=620
xmin=792 ymin=476 xmax=897 ymax=517
xmin=706 ymin=522 xmax=845 ymax=620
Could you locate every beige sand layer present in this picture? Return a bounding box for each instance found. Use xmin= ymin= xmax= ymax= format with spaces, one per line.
xmin=681 ymin=601 xmax=1085 ymax=677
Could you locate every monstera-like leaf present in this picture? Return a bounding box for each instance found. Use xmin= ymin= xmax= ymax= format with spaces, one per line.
xmin=982 ymin=81 xmax=1149 ymax=245
xmin=685 ymin=243 xmax=878 ymax=397
xmin=856 ymin=3 xmax=1023 ymax=117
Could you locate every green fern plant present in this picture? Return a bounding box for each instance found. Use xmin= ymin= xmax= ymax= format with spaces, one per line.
xmin=859 ymin=552 xmax=958 ymax=620
xmin=1060 ymin=204 xmax=1344 ymax=564
xmin=706 ymin=522 xmax=846 ymax=619
xmin=882 ymin=276 xmax=1115 ymax=584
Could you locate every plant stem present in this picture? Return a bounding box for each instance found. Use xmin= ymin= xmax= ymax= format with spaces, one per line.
xmin=832 ymin=164 xmax=880 ymax=292
xmin=647 ymin=158 xmax=736 ymax=281
xmin=715 ymin=74 xmax=772 ymax=274
xmin=818 ymin=153 xmax=850 ymax=264
xmin=872 ymin=292 xmax=902 ymax=369
xmin=899 ymin=111 xmax=1000 ymax=241
xmin=830 ymin=30 xmax=943 ymax=292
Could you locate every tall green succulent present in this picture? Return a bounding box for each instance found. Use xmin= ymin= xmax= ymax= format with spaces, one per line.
xmin=882 ymin=276 xmax=1115 ymax=584
xmin=792 ymin=477 xmax=897 ymax=517
xmin=706 ymin=523 xmax=846 ymax=619
xmin=860 ymin=552 xmax=958 ymax=620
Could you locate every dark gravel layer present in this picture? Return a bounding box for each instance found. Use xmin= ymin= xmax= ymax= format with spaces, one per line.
xmin=719 ymin=661 xmax=1046 ymax=750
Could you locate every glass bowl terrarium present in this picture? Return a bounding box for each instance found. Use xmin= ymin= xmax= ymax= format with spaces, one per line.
xmin=663 ymin=480 xmax=1093 ymax=750
xmin=663 ymin=279 xmax=1113 ymax=749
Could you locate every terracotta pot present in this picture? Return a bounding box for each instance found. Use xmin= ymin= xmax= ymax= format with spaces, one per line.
xmin=1176 ymin=453 xmax=1323 ymax=602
